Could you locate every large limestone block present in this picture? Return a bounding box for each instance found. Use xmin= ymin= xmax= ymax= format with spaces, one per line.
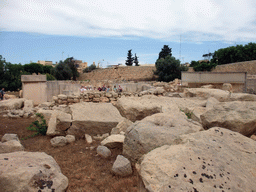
xmin=123 ymin=113 xmax=203 ymax=162
xmin=0 ymin=140 xmax=24 ymax=153
xmin=1 ymin=133 xmax=20 ymax=142
xmin=115 ymin=95 xmax=177 ymax=122
xmin=139 ymin=127 xmax=256 ymax=192
xmin=201 ymin=101 xmax=256 ymax=136
xmin=0 ymin=151 xmax=68 ymax=192
xmin=229 ymin=92 xmax=256 ymax=101
xmin=68 ymin=102 xmax=124 ymax=137
xmin=184 ymin=88 xmax=230 ymax=101
xmin=0 ymin=98 xmax=25 ymax=111
xmin=116 ymin=96 xmax=162 ymax=122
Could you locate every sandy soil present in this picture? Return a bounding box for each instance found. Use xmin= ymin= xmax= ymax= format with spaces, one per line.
xmin=0 ymin=116 xmax=138 ymax=192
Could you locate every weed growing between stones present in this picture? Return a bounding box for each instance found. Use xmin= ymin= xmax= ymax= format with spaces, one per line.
xmin=180 ymin=109 xmax=193 ymax=119
xmin=22 ymin=113 xmax=48 ymax=140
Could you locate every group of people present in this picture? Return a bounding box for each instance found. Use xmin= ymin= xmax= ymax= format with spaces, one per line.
xmin=0 ymin=88 xmax=5 ymax=101
xmin=80 ymin=85 xmax=123 ymax=93
xmin=80 ymin=86 xmax=94 ymax=93
xmin=113 ymin=85 xmax=123 ymax=93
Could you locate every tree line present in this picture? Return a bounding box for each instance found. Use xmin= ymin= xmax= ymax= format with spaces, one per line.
xmin=0 ymin=56 xmax=79 ymax=91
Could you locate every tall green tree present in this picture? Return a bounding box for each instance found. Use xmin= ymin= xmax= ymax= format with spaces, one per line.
xmin=42 ymin=65 xmax=54 ymax=74
xmin=134 ymin=53 xmax=139 ymax=66
xmin=52 ymin=61 xmax=72 ymax=80
xmin=190 ymin=60 xmax=217 ymax=71
xmin=158 ymin=45 xmax=172 ymax=60
xmin=125 ymin=49 xmax=134 ymax=66
xmin=52 ymin=57 xmax=79 ymax=80
xmin=155 ymin=55 xmax=185 ymax=82
xmin=64 ymin=57 xmax=79 ymax=81
xmin=23 ymin=63 xmax=44 ymax=74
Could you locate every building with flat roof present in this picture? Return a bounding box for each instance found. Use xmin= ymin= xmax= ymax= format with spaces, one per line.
xmin=37 ymin=60 xmax=53 ymax=66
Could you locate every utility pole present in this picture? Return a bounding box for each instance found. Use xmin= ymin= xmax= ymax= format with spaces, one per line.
xmin=179 ymin=35 xmax=181 ymax=60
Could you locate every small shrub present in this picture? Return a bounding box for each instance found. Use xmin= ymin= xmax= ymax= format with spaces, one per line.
xmin=83 ymin=64 xmax=97 ymax=73
xmin=180 ymin=109 xmax=193 ymax=119
xmin=185 ymin=112 xmax=192 ymax=119
xmin=23 ymin=113 xmax=48 ymax=139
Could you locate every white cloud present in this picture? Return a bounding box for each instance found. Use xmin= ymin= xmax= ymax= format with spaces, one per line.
xmin=1 ymin=0 xmax=256 ymax=42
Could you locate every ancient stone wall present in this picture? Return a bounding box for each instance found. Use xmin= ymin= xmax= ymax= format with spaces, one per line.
xmin=212 ymin=60 xmax=256 ymax=75
xmin=78 ymin=66 xmax=156 ymax=81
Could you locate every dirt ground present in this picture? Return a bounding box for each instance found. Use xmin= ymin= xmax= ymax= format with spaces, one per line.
xmin=0 ymin=116 xmax=138 ymax=192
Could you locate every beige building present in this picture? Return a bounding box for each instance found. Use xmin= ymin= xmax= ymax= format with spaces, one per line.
xmin=74 ymin=60 xmax=88 ymax=73
xmin=37 ymin=60 xmax=53 ymax=66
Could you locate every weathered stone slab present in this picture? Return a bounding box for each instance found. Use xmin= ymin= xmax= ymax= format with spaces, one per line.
xmin=184 ymin=88 xmax=230 ymax=101
xmin=201 ymin=101 xmax=256 ymax=136
xmin=0 ymin=98 xmax=25 ymax=112
xmin=123 ymin=113 xmax=203 ymax=162
xmin=68 ymin=102 xmax=124 ymax=137
xmin=139 ymin=127 xmax=256 ymax=192
xmin=0 ymin=151 xmax=68 ymax=191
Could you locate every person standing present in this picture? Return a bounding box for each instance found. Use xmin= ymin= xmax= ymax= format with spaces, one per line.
xmin=0 ymin=88 xmax=5 ymax=100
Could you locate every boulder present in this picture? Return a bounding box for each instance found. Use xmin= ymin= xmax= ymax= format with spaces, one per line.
xmin=123 ymin=113 xmax=203 ymax=162
xmin=0 ymin=140 xmax=24 ymax=153
xmin=222 ymin=83 xmax=232 ymax=91
xmin=115 ymin=96 xmax=163 ymax=122
xmin=229 ymin=93 xmax=256 ymax=101
xmin=50 ymin=136 xmax=68 ymax=147
xmin=85 ymin=134 xmax=93 ymax=144
xmin=68 ymin=102 xmax=123 ymax=137
xmin=183 ymin=88 xmax=230 ymax=101
xmin=139 ymin=127 xmax=256 ymax=192
xmin=4 ymin=94 xmax=17 ymax=99
xmin=185 ymin=107 xmax=207 ymax=123
xmin=96 ymin=146 xmax=111 ymax=158
xmin=65 ymin=135 xmax=75 ymax=143
xmin=201 ymin=101 xmax=256 ymax=136
xmin=112 ymin=155 xmax=133 ymax=177
xmin=58 ymin=94 xmax=68 ymax=100
xmin=153 ymin=87 xmax=165 ymax=95
xmin=101 ymin=134 xmax=125 ymax=149
xmin=23 ymin=100 xmax=34 ymax=113
xmin=1 ymin=133 xmax=20 ymax=142
xmin=0 ymin=151 xmax=68 ymax=191
xmin=111 ymin=118 xmax=133 ymax=135
xmin=0 ymin=98 xmax=25 ymax=112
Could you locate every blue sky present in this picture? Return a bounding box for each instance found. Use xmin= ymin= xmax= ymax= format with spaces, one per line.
xmin=1 ymin=0 xmax=256 ymax=68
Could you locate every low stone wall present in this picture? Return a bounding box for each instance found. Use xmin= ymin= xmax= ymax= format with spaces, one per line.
xmin=52 ymin=90 xmax=164 ymax=105
xmin=46 ymin=81 xmax=81 ymax=102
